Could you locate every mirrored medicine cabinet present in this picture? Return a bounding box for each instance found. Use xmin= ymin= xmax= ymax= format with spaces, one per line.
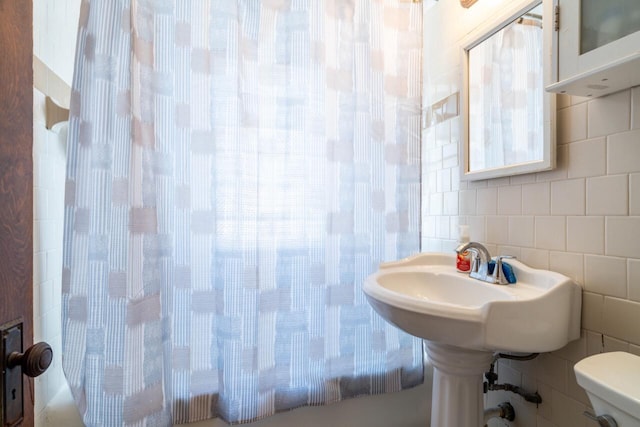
xmin=460 ymin=0 xmax=556 ymax=181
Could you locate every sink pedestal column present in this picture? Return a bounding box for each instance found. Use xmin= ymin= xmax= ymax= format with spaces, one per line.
xmin=426 ymin=341 xmax=494 ymax=427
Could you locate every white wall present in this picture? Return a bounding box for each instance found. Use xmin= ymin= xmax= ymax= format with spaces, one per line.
xmin=33 ymin=0 xmax=81 ymax=86
xmin=33 ymin=85 xmax=68 ymax=426
xmin=32 ymin=1 xmax=81 ymax=425
xmin=422 ymin=1 xmax=640 ymax=426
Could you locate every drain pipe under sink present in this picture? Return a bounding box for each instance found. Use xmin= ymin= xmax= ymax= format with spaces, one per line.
xmin=483 ymin=402 xmax=516 ymax=426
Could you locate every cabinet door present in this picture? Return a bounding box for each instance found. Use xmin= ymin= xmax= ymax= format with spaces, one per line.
xmin=579 ymin=0 xmax=640 ymax=54
xmin=549 ymin=0 xmax=640 ymax=97
xmin=559 ymin=0 xmax=640 ymax=80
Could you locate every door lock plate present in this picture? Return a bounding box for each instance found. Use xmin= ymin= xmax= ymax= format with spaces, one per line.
xmin=1 ymin=320 xmax=23 ymax=427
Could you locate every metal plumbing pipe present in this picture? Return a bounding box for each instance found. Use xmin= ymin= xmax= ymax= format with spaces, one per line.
xmin=483 ymin=402 xmax=515 ymax=425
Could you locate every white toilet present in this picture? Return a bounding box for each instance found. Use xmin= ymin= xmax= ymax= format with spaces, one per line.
xmin=574 ymin=352 xmax=640 ymax=426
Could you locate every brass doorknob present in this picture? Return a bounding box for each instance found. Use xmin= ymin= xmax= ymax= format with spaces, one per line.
xmin=7 ymin=342 xmax=52 ymax=377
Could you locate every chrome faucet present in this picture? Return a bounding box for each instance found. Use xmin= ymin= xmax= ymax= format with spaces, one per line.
xmin=455 ymin=241 xmax=512 ymax=285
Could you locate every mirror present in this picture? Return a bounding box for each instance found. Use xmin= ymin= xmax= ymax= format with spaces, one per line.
xmin=461 ymin=0 xmax=556 ymax=181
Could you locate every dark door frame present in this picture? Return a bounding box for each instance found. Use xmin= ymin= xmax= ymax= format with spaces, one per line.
xmin=0 ymin=0 xmax=34 ymax=425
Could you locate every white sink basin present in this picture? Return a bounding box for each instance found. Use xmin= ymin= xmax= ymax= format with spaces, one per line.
xmin=363 ymin=252 xmax=582 ymax=353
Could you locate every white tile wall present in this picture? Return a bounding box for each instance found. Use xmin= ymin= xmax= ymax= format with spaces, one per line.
xmin=587 ymin=90 xmax=631 ymax=138
xmin=519 ymin=247 xmax=550 ymax=270
xmin=630 ymin=173 xmax=640 ymax=215
xmin=551 ymin=179 xmax=585 ymax=215
xmin=522 ymin=182 xmax=550 ymax=215
xmin=629 ymin=259 xmax=640 ymax=303
xmin=443 ymin=191 xmax=458 ymax=215
xmin=580 ymin=292 xmax=603 ymax=332
xmin=633 ymin=87 xmax=640 ymax=130
xmin=584 ymin=255 xmax=627 ymax=298
xmin=33 ymin=85 xmax=68 ymax=426
xmin=509 ymin=216 xmax=534 ymax=247
xmin=566 ymin=216 xmax=604 ymax=255
xmin=535 ymin=216 xmax=565 ymax=251
xmin=498 ymin=186 xmax=522 ymax=215
xmin=33 ymin=0 xmax=79 ymax=418
xmin=477 ymin=187 xmax=498 ymax=215
xmin=459 ymin=189 xmax=477 ymax=215
xmin=585 ymin=330 xmax=604 ymax=356
xmin=606 ymin=217 xmax=640 ymax=256
xmin=557 ymin=103 xmax=587 ymax=144
xmin=607 ymin=129 xmax=640 ymax=174
xmin=486 ymin=216 xmax=509 ymax=245
xmin=423 ymin=2 xmax=640 ymax=425
xmin=587 ymin=175 xmax=628 ymax=216
xmin=602 ymin=297 xmax=640 ymax=344
xmin=567 ymin=138 xmax=606 ymax=178
xmin=603 ymin=335 xmax=630 ymax=353
xmin=549 ymin=251 xmax=583 ymax=285
xmin=33 ymin=0 xmax=81 ymax=86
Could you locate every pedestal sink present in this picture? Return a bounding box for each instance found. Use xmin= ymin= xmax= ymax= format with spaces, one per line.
xmin=363 ymin=252 xmax=581 ymax=427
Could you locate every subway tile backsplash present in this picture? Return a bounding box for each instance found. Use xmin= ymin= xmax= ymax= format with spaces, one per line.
xmin=586 ymin=174 xmax=628 ymax=215
xmin=607 ymin=129 xmax=640 ymax=174
xmin=422 ymin=87 xmax=640 ymax=426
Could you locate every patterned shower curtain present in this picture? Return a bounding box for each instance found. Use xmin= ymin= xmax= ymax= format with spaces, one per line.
xmin=62 ymin=1 xmax=423 ymax=425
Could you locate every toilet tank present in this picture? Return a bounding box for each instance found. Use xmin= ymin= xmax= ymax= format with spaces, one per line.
xmin=574 ymin=352 xmax=640 ymax=426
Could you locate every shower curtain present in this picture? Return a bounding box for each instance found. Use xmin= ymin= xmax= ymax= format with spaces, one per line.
xmin=62 ymin=1 xmax=423 ymax=425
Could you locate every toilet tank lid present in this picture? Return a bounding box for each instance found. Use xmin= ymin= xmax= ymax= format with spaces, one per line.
xmin=574 ymin=352 xmax=640 ymax=419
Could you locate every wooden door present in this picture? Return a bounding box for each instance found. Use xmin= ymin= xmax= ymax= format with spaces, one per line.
xmin=0 ymin=0 xmax=34 ymax=425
